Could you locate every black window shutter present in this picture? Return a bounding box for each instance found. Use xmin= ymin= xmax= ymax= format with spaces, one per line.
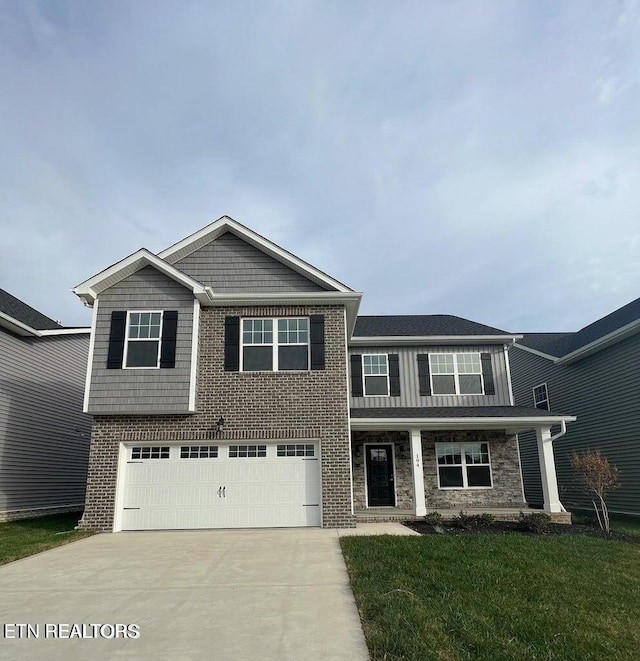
xmin=224 ymin=316 xmax=240 ymax=371
xmin=481 ymin=353 xmax=495 ymax=395
xmin=310 ymin=315 xmax=325 ymax=370
xmin=388 ymin=354 xmax=401 ymax=396
xmin=417 ymin=354 xmax=432 ymax=395
xmin=350 ymin=354 xmax=363 ymax=396
xmin=159 ymin=311 xmax=178 ymax=368
xmin=106 ymin=311 xmax=127 ymax=369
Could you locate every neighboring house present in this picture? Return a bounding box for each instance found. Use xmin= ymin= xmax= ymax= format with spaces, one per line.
xmin=0 ymin=289 xmax=91 ymax=522
xmin=511 ymin=298 xmax=640 ymax=517
xmin=73 ymin=217 xmax=574 ymax=532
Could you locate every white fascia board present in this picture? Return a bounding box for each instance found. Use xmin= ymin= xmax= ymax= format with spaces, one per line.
xmin=73 ymin=249 xmax=207 ymax=306
xmin=350 ymin=415 xmax=576 ymax=432
xmin=38 ymin=328 xmax=91 ymax=336
xmin=554 ymin=319 xmax=640 ymax=365
xmin=512 ymin=343 xmax=558 ymax=361
xmin=349 ymin=334 xmax=522 ymax=347
xmin=158 ymin=216 xmax=354 ymax=294
xmin=203 ymin=290 xmax=363 ymax=335
xmin=0 ymin=312 xmax=40 ymax=336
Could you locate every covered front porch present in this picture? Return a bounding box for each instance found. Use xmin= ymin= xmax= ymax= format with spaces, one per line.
xmin=350 ymin=407 xmax=576 ymax=524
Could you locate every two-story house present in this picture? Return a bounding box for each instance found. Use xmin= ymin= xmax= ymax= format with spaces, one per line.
xmin=0 ymin=289 xmax=91 ymax=521
xmin=73 ymin=217 xmax=574 ymax=531
xmin=511 ymin=297 xmax=640 ymax=517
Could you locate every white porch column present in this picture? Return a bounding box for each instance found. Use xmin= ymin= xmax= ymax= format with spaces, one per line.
xmin=535 ymin=426 xmax=565 ymax=513
xmin=409 ymin=429 xmax=427 ymax=516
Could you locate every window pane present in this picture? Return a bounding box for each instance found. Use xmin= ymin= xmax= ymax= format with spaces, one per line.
xmin=364 ymin=375 xmax=389 ymax=396
xmin=436 ymin=444 xmax=462 ymax=465
xmin=456 ymin=353 xmax=481 ymax=374
xmin=243 ymin=346 xmax=273 ymax=371
xmin=459 ymin=374 xmax=483 ymax=394
xmin=467 ymin=465 xmax=492 ymax=487
xmin=430 ymin=354 xmax=454 ymax=374
xmin=279 ymin=345 xmax=308 ymax=370
xmin=126 ymin=341 xmax=159 ymax=367
xmin=363 ymin=355 xmax=387 ymax=376
xmin=439 ymin=466 xmax=464 ymax=487
xmin=432 ymin=375 xmax=456 ymax=394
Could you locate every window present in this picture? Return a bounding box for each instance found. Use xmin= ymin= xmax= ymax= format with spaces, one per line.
xmin=277 ymin=444 xmax=315 ymax=457
xmin=533 ymin=383 xmax=550 ymax=410
xmin=180 ymin=446 xmax=218 ymax=459
xmin=241 ymin=318 xmax=309 ymax=371
xmin=131 ymin=446 xmax=170 ymax=459
xmin=228 ymin=445 xmax=267 ymax=458
xmin=436 ymin=442 xmax=492 ymax=488
xmin=125 ymin=311 xmax=163 ymax=368
xmin=430 ymin=353 xmax=483 ymax=395
xmin=362 ymin=354 xmax=389 ymax=396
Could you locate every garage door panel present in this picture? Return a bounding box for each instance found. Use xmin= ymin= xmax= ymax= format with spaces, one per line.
xmin=120 ymin=443 xmax=321 ymax=530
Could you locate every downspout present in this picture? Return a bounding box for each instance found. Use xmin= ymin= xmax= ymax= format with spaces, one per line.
xmin=550 ymin=420 xmax=567 ymax=443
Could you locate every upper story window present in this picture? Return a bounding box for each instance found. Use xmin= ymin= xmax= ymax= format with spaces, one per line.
xmin=533 ymin=383 xmax=550 ymax=410
xmin=125 ymin=311 xmax=163 ymax=368
xmin=430 ymin=353 xmax=484 ymax=395
xmin=241 ymin=318 xmax=309 ymax=371
xmin=362 ymin=354 xmax=389 ymax=396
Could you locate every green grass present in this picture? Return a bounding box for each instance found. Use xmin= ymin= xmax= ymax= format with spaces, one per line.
xmin=0 ymin=512 xmax=94 ymax=565
xmin=341 ymin=533 xmax=640 ymax=660
xmin=572 ymin=511 xmax=640 ymax=538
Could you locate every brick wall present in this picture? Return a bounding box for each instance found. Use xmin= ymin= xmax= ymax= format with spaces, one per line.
xmin=80 ymin=304 xmax=353 ymax=531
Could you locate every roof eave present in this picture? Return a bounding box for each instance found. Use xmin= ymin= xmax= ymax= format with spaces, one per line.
xmin=554 ymin=319 xmax=640 ymax=365
xmin=350 ymin=334 xmax=522 ymax=346
xmin=350 ymin=415 xmax=576 ymax=432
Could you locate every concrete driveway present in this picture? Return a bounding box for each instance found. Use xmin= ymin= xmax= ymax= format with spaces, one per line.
xmin=0 ymin=528 xmax=370 ymax=660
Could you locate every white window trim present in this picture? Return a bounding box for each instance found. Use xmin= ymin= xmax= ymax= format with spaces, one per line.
xmin=362 ymin=353 xmax=390 ymax=397
xmin=429 ymin=352 xmax=485 ymax=396
xmin=532 ymin=382 xmax=550 ymax=410
xmin=123 ymin=310 xmax=164 ymax=370
xmin=240 ymin=317 xmax=311 ymax=372
xmin=436 ymin=442 xmax=493 ymax=490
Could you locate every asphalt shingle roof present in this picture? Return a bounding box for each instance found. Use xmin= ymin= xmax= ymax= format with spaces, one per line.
xmin=350 ymin=406 xmax=569 ymax=418
xmin=516 ymin=296 xmax=640 ymax=358
xmin=0 ymin=289 xmax=62 ymax=330
xmin=354 ymin=315 xmax=510 ymax=337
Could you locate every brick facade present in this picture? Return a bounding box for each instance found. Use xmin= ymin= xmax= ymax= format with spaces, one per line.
xmin=80 ymin=304 xmax=353 ymax=531
xmin=351 ymin=429 xmax=526 ymax=512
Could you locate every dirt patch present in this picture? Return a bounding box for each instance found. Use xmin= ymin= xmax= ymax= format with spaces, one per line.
xmin=403 ymin=519 xmax=640 ymax=543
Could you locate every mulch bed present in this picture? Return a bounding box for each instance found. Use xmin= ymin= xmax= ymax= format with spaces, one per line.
xmin=403 ymin=520 xmax=640 ymax=543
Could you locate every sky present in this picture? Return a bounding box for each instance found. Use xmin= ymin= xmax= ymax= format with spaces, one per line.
xmin=1 ymin=1 xmax=639 ymax=332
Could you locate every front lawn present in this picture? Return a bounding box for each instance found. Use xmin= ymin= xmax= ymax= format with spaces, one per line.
xmin=341 ymin=533 xmax=640 ymax=660
xmin=0 ymin=512 xmax=94 ymax=565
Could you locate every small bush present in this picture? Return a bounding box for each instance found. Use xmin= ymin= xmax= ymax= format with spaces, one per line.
xmin=450 ymin=511 xmax=495 ymax=529
xmin=517 ymin=512 xmax=552 ymax=534
xmin=424 ymin=512 xmax=443 ymax=526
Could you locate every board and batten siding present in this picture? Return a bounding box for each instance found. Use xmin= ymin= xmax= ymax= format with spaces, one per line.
xmin=0 ymin=330 xmax=91 ymax=514
xmin=349 ymin=344 xmax=512 ymax=408
xmin=173 ymin=231 xmax=330 ymax=292
xmin=510 ymin=335 xmax=640 ymax=515
xmin=88 ymin=266 xmax=194 ymax=414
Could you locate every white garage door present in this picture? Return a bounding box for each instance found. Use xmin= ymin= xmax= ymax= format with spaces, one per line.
xmin=119 ymin=442 xmax=321 ymax=530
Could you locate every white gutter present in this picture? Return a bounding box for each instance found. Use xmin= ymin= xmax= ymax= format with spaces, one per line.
xmin=350 ymin=415 xmax=576 ymax=432
xmin=549 ymin=420 xmax=567 ymax=442
xmin=0 ymin=311 xmax=90 ymax=337
xmin=350 ymin=334 xmax=523 ymax=347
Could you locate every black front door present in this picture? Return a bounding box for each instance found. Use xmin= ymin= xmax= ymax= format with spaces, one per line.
xmin=366 ymin=445 xmax=395 ymax=507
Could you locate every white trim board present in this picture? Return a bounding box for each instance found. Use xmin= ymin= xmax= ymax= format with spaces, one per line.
xmin=350 ymin=334 xmax=522 ymax=347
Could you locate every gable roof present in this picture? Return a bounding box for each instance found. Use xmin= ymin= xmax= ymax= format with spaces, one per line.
xmin=354 ymin=315 xmax=510 ymax=337
xmin=158 ymin=216 xmax=354 ymax=294
xmin=515 ymin=296 xmax=640 ymax=363
xmin=0 ymin=289 xmax=62 ymax=335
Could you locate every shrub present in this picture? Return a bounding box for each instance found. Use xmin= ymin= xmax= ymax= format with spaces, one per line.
xmin=517 ymin=512 xmax=552 ymax=534
xmin=450 ymin=511 xmax=495 ymax=529
xmin=571 ymin=451 xmax=619 ymax=533
xmin=424 ymin=512 xmax=443 ymax=526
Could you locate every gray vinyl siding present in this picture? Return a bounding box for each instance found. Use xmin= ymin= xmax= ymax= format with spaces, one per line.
xmin=89 ymin=266 xmax=194 ymax=414
xmin=0 ymin=330 xmax=91 ymax=513
xmin=349 ymin=345 xmax=512 ymax=407
xmin=174 ymin=232 xmax=329 ymax=292
xmin=510 ymin=335 xmax=640 ymax=515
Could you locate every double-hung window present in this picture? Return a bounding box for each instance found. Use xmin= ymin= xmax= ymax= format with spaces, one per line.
xmin=362 ymin=354 xmax=389 ymax=396
xmin=533 ymin=383 xmax=550 ymax=410
xmin=436 ymin=442 xmax=492 ymax=488
xmin=241 ymin=318 xmax=309 ymax=371
xmin=125 ymin=311 xmax=163 ymax=368
xmin=430 ymin=353 xmax=483 ymax=395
